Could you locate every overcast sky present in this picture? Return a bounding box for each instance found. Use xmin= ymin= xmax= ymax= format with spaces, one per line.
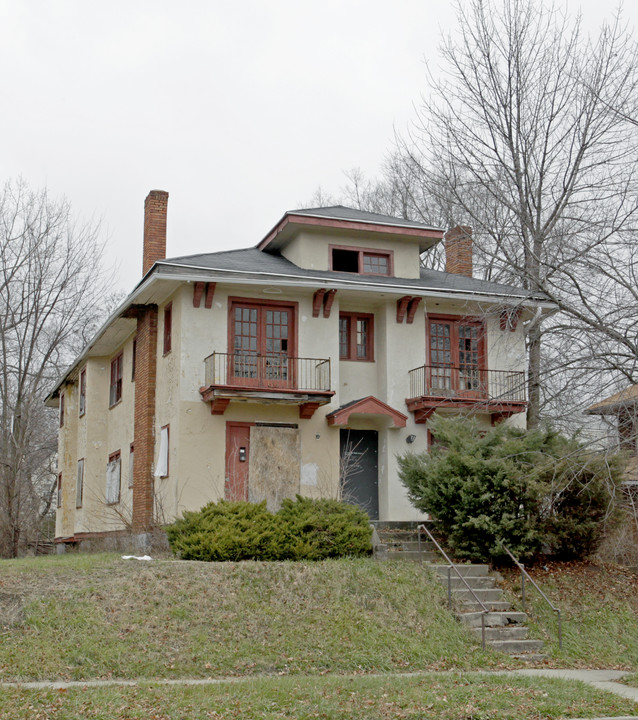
xmin=0 ymin=1 xmax=633 ymax=291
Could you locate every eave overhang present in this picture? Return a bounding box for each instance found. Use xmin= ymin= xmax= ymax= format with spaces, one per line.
xmin=257 ymin=212 xmax=445 ymax=254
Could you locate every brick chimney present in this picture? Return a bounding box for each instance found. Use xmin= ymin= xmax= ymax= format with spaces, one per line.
xmin=445 ymin=225 xmax=472 ymax=277
xmin=143 ymin=190 xmax=169 ymax=276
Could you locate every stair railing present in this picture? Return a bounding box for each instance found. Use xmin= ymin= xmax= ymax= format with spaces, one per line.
xmin=417 ymin=524 xmax=489 ymax=650
xmin=500 ymin=542 xmax=562 ymax=650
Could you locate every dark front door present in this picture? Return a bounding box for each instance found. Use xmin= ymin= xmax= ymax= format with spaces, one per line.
xmin=339 ymin=429 xmax=379 ymax=520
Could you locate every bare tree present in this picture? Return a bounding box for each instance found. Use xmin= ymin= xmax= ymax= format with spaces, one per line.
xmin=337 ymin=2 xmax=638 ymax=429
xmin=0 ymin=179 xmax=108 ymax=557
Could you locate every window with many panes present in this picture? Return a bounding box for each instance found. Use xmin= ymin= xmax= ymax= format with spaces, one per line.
xmin=229 ymin=299 xmax=295 ymax=386
xmin=427 ymin=316 xmax=485 ymax=396
xmin=339 ymin=312 xmax=374 ymax=361
xmin=109 ymin=353 xmax=123 ymax=407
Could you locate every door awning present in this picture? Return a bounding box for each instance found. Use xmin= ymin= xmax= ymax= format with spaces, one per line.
xmin=326 ymin=396 xmax=407 ymax=428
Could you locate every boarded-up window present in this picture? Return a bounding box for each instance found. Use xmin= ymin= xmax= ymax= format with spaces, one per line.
xmin=154 ymin=425 xmax=169 ymax=478
xmin=76 ymin=459 xmax=84 ymax=508
xmin=248 ymin=425 xmax=300 ymax=511
xmin=106 ymin=451 xmax=121 ymax=504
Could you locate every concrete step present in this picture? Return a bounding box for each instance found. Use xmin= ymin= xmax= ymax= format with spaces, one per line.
xmin=376 ymin=530 xmax=421 ymax=542
xmin=458 ymin=599 xmax=512 ymax=612
xmin=433 ymin=564 xmax=489 ymax=577
xmin=460 ymin=610 xmax=528 ymax=627
xmin=382 ymin=540 xmax=436 ymax=551
xmin=443 ymin=576 xmax=497 ymax=590
xmin=472 ymin=625 xmax=529 ymax=641
xmin=490 ymin=639 xmax=545 ymax=655
xmin=378 ymin=550 xmax=439 ymax=562
xmin=450 ymin=588 xmax=504 ymax=603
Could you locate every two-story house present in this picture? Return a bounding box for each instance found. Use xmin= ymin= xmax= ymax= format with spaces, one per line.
xmin=47 ymin=190 xmax=550 ymax=550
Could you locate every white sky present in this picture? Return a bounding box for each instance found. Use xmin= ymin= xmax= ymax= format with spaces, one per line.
xmin=0 ymin=1 xmax=633 ymax=291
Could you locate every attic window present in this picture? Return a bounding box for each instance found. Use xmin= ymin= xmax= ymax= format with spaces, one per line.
xmin=330 ymin=246 xmax=392 ymax=276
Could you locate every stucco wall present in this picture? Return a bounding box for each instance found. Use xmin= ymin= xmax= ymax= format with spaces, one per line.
xmin=280 ymin=229 xmax=422 ymax=279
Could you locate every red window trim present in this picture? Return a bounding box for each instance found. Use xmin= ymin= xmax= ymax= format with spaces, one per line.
xmin=109 ymin=352 xmax=123 ymax=407
xmin=227 ymin=297 xmax=298 ymax=388
xmin=426 ymin=314 xmax=487 ymax=368
xmin=163 ymin=303 xmax=172 ymax=355
xmin=59 ymin=392 xmax=65 ymax=427
xmin=79 ymin=368 xmax=86 ymax=417
xmin=227 ymin=297 xmax=298 ymax=356
xmin=339 ymin=312 xmax=374 ymax=362
xmin=329 ymin=244 xmax=394 ymax=276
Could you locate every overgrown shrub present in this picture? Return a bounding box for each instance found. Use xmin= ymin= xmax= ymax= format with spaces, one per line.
xmin=166 ymin=500 xmax=281 ymax=561
xmin=277 ymin=496 xmax=372 ymax=560
xmin=398 ymin=416 xmax=622 ymax=563
xmin=166 ymin=496 xmax=372 ymax=561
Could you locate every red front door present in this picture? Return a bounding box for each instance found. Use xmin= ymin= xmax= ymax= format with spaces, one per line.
xmin=225 ymin=423 xmax=251 ymax=501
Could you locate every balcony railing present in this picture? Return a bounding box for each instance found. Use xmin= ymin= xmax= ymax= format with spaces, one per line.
xmin=408 ymin=365 xmax=527 ymax=403
xmin=204 ymin=352 xmax=332 ymax=393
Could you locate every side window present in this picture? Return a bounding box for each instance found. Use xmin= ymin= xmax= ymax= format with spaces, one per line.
xmin=109 ymin=353 xmax=123 ymax=407
xmin=106 ymin=451 xmax=121 ymax=505
xmin=59 ymin=392 xmax=65 ymax=427
xmin=128 ymin=443 xmax=135 ymax=488
xmin=339 ymin=312 xmax=374 ymax=361
xmin=57 ymin=473 xmax=62 ymax=508
xmin=79 ymin=369 xmax=86 ymax=417
xmin=76 ymin=459 xmax=84 ymax=508
xmin=155 ymin=425 xmax=169 ymax=478
xmin=163 ymin=303 xmax=172 ymax=355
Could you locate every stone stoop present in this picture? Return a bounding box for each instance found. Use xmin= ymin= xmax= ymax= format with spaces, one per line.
xmin=371 ymin=522 xmax=439 ymax=562
xmin=432 ymin=564 xmax=546 ymax=661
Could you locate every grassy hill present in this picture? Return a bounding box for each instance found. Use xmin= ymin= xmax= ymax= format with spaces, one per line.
xmin=0 ymin=554 xmax=637 ymax=683
xmin=1 ymin=554 xmax=638 ymax=719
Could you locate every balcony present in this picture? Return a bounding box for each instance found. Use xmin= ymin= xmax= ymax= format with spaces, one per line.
xmin=200 ymin=352 xmax=334 ymax=418
xmin=406 ymin=365 xmax=527 ymax=423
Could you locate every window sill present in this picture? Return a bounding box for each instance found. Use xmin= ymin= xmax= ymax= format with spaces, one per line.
xmin=108 ymin=399 xmax=122 ymax=410
xmin=339 ymin=358 xmax=375 ymax=363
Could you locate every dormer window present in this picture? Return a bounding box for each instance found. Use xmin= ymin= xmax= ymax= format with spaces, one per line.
xmin=330 ymin=246 xmax=392 ymax=276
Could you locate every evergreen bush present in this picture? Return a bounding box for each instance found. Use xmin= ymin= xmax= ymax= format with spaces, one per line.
xmin=166 ymin=496 xmax=372 ymax=561
xmin=277 ymin=496 xmax=372 ymax=560
xmin=398 ymin=416 xmax=621 ymax=563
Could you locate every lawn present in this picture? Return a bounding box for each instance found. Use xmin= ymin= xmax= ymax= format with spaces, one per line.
xmin=500 ymin=560 xmax=638 ymax=669
xmin=0 ymin=554 xmax=498 ymax=682
xmin=2 ymin=674 xmax=637 ymax=720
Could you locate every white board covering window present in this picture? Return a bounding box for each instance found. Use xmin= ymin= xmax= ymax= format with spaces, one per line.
xmin=106 ymin=452 xmax=121 ymax=504
xmin=76 ymin=458 xmax=84 ymax=508
xmin=154 ymin=425 xmax=169 ymax=478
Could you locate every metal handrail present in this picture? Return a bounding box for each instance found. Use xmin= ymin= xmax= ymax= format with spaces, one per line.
xmin=500 ymin=542 xmax=562 ymax=650
xmin=417 ymin=524 xmax=490 ymax=650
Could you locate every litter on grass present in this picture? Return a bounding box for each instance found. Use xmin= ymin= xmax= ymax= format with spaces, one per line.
xmin=121 ymin=555 xmax=152 ymax=561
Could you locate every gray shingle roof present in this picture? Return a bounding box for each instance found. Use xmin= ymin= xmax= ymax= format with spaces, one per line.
xmin=160 ymin=247 xmax=546 ymax=301
xmin=287 ymin=205 xmax=442 ymax=231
